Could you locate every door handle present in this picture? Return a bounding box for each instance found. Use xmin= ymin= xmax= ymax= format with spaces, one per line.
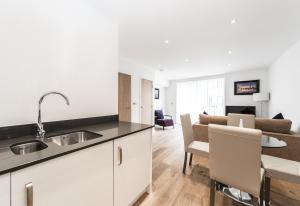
xmin=118 ymin=146 xmax=123 ymax=165
xmin=25 ymin=182 xmax=33 ymax=206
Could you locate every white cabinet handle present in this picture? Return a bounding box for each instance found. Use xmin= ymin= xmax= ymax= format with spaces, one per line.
xmin=118 ymin=146 xmax=123 ymax=165
xmin=25 ymin=182 xmax=33 ymax=206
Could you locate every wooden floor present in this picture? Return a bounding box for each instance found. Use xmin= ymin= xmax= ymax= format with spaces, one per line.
xmin=134 ymin=125 xmax=300 ymax=206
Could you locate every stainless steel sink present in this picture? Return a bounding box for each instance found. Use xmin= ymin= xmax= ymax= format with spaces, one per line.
xmin=10 ymin=140 xmax=48 ymax=155
xmin=47 ymin=131 xmax=102 ymax=146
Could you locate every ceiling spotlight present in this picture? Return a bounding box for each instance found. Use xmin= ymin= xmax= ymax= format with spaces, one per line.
xmin=228 ymin=63 xmax=232 ymax=67
xmin=231 ymin=19 xmax=237 ymax=24
xmin=185 ymin=58 xmax=190 ymax=62
xmin=164 ymin=39 xmax=169 ymax=44
xmin=228 ymin=50 xmax=232 ymax=55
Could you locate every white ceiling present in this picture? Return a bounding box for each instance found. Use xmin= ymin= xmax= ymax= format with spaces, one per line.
xmin=87 ymin=0 xmax=300 ymax=80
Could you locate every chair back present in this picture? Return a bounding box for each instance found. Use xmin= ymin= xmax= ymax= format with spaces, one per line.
xmin=208 ymin=124 xmax=262 ymax=197
xmin=180 ymin=114 xmax=194 ymax=152
xmin=227 ymin=113 xmax=255 ymax=129
xmin=155 ymin=110 xmax=164 ymax=120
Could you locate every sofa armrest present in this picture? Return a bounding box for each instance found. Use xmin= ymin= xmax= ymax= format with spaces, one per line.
xmin=262 ymin=131 xmax=300 ymax=162
xmin=164 ymin=115 xmax=172 ymax=119
xmin=255 ymin=118 xmax=292 ymax=134
xmin=262 ymin=131 xmax=300 ymax=139
xmin=192 ymin=123 xmax=209 ymax=142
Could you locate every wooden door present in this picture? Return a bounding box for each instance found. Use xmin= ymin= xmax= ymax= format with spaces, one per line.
xmin=11 ymin=142 xmax=114 ymax=206
xmin=118 ymin=73 xmax=131 ymax=122
xmin=141 ymin=79 xmax=153 ymax=125
xmin=114 ymin=129 xmax=152 ymax=206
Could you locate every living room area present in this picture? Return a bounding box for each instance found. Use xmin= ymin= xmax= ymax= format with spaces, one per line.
xmin=159 ymin=58 xmax=300 ymax=143
xmin=151 ymin=60 xmax=300 ymax=205
xmin=117 ymin=0 xmax=300 ymax=205
xmin=148 ymin=1 xmax=300 ymax=204
xmin=151 ymin=40 xmax=300 ymax=204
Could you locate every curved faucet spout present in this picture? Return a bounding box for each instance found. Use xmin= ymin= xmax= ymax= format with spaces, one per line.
xmin=38 ymin=92 xmax=70 ymax=105
xmin=37 ymin=91 xmax=70 ymax=138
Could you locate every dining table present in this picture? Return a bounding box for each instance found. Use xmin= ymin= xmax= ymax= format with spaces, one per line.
xmin=261 ymin=135 xmax=287 ymax=148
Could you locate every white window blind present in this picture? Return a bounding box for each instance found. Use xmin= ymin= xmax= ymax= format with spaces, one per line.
xmin=176 ymin=78 xmax=225 ymax=123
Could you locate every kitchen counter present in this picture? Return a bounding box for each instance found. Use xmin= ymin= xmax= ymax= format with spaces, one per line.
xmin=0 ymin=121 xmax=153 ymax=175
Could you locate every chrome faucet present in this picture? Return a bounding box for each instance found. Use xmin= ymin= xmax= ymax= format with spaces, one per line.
xmin=37 ymin=92 xmax=70 ymax=138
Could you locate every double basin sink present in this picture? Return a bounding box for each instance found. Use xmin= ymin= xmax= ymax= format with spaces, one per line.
xmin=10 ymin=131 xmax=102 ymax=155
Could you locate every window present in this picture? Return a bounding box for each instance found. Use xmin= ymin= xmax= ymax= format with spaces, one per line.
xmin=176 ymin=78 xmax=225 ymax=123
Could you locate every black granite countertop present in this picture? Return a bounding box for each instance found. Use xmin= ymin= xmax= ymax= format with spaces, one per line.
xmin=0 ymin=121 xmax=153 ymax=175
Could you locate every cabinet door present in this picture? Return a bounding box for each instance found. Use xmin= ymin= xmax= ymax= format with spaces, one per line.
xmin=11 ymin=141 xmax=113 ymax=206
xmin=0 ymin=174 xmax=10 ymax=206
xmin=114 ymin=129 xmax=152 ymax=206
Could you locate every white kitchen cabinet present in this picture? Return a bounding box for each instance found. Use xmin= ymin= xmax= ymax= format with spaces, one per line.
xmin=114 ymin=129 xmax=152 ymax=206
xmin=0 ymin=174 xmax=10 ymax=206
xmin=11 ymin=141 xmax=113 ymax=206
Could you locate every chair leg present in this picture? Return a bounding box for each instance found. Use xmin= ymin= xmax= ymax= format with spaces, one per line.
xmin=189 ymin=153 xmax=193 ymax=166
xmin=260 ymin=176 xmax=265 ymax=206
xmin=210 ymin=179 xmax=215 ymax=206
xmin=163 ymin=126 xmax=165 ymax=130
xmin=183 ymin=152 xmax=188 ymax=174
xmin=252 ymin=197 xmax=259 ymax=206
xmin=264 ymin=176 xmax=271 ymax=206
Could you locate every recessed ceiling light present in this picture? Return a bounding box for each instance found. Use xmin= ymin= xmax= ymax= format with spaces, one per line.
xmin=185 ymin=58 xmax=190 ymax=62
xmin=228 ymin=50 xmax=233 ymax=55
xmin=231 ymin=19 xmax=237 ymax=24
xmin=228 ymin=63 xmax=232 ymax=67
xmin=164 ymin=39 xmax=169 ymax=44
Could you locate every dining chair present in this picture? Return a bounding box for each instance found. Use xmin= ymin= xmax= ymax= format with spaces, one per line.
xmin=208 ymin=124 xmax=264 ymax=206
xmin=227 ymin=113 xmax=255 ymax=129
xmin=180 ymin=114 xmax=209 ymax=174
xmin=261 ymin=154 xmax=300 ymax=206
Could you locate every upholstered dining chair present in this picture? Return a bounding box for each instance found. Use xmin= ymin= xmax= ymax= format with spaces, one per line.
xmin=208 ymin=124 xmax=264 ymax=206
xmin=227 ymin=113 xmax=255 ymax=129
xmin=261 ymin=155 xmax=300 ymax=206
xmin=180 ymin=114 xmax=209 ymax=174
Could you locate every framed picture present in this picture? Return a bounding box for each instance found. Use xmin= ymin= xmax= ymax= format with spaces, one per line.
xmin=154 ymin=88 xmax=160 ymax=99
xmin=234 ymin=80 xmax=260 ymax=95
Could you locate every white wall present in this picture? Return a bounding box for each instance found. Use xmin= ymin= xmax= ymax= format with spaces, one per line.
xmin=119 ymin=57 xmax=155 ymax=123
xmin=165 ymin=68 xmax=269 ymax=122
xmin=269 ymin=40 xmax=300 ymax=132
xmin=153 ymin=86 xmax=166 ymax=112
xmin=165 ymin=82 xmax=177 ymax=121
xmin=225 ymin=68 xmax=269 ymax=117
xmin=0 ymin=0 xmax=118 ymax=127
xmin=154 ymin=71 xmax=169 ymax=87
xmin=153 ymin=71 xmax=168 ymax=114
xmin=119 ymin=57 xmax=155 ymax=81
